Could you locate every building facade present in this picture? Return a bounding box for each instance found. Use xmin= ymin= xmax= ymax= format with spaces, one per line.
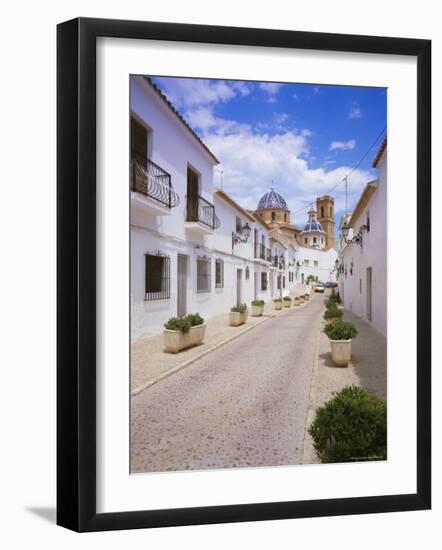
xmin=130 ymin=76 xmax=303 ymax=340
xmin=337 ymin=138 xmax=387 ymax=336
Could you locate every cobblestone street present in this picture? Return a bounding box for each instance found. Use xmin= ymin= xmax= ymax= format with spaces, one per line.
xmin=131 ymin=293 xmax=325 ymax=472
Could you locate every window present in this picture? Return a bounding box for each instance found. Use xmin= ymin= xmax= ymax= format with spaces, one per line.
xmin=245 ymin=266 xmax=250 ymax=280
xmin=304 ymin=238 xmax=308 ymax=244
xmin=314 ymin=260 xmax=318 ymax=268
xmin=261 ymin=272 xmax=268 ymax=291
xmin=313 ymin=237 xmax=317 ymax=244
xmin=272 ymin=211 xmax=276 ymax=221
xmin=367 ymin=211 xmax=370 ymax=232
xmin=360 ymin=278 xmax=362 ymax=294
xmin=321 ymin=237 xmax=324 ymax=244
xmin=284 ymin=213 xmax=287 ymax=222
xmin=145 ymin=253 xmax=170 ymax=301
xmin=236 ymin=216 xmax=242 ymax=234
xmin=277 ymin=275 xmax=281 ymax=290
xmin=330 ymin=206 xmax=333 ymax=217
xmin=321 ymin=206 xmax=324 ymax=218
xmin=215 ymin=259 xmax=224 ymax=289
xmin=304 ymin=259 xmax=309 ymax=267
xmin=131 ymin=117 xmax=148 ymax=159
xmin=283 ymin=276 xmax=286 ymax=289
xmin=197 ymin=257 xmax=211 ymax=293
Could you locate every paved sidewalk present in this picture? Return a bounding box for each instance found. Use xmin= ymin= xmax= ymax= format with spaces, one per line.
xmin=302 ymin=307 xmax=387 ymax=464
xmin=131 ymin=285 xmax=311 ymax=394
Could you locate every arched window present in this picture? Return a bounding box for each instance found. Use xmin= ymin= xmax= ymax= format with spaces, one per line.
xmin=313 ymin=237 xmax=317 ymax=244
xmin=284 ymin=213 xmax=287 ymax=221
xmin=330 ymin=206 xmax=333 ymax=217
xmin=272 ymin=211 xmax=276 ymax=221
xmin=321 ymin=206 xmax=324 ymax=218
xmin=304 ymin=238 xmax=308 ymax=244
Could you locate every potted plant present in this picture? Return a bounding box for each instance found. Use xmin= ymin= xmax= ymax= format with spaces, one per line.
xmin=230 ymin=303 xmax=248 ymax=326
xmin=273 ymin=297 xmax=283 ymax=310
xmin=323 ymin=304 xmax=343 ymax=321
xmin=323 ymin=320 xmax=358 ymax=366
xmin=304 ymin=293 xmax=310 ymax=301
xmin=163 ymin=313 xmax=206 ymax=353
xmin=293 ymin=296 xmax=301 ymax=306
xmin=251 ymin=299 xmax=265 ymax=317
xmin=283 ymin=296 xmax=292 ymax=308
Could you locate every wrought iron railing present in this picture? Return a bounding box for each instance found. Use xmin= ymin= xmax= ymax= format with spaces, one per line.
xmin=254 ymin=243 xmax=271 ymax=262
xmin=272 ymin=255 xmax=285 ymax=269
xmin=185 ymin=194 xmax=220 ymax=230
xmin=131 ymin=154 xmax=179 ymax=209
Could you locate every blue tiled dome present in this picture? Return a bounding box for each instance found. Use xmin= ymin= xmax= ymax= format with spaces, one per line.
xmin=301 ymin=216 xmax=325 ymax=234
xmin=257 ymin=189 xmax=288 ymax=210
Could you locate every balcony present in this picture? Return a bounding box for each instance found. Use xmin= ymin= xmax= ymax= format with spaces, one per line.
xmin=185 ymin=194 xmax=220 ymax=234
xmin=254 ymin=243 xmax=272 ymax=264
xmin=272 ymin=255 xmax=285 ymax=270
xmin=131 ymin=154 xmax=180 ymax=214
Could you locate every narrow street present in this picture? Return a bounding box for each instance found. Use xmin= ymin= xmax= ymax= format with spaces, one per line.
xmin=131 ymin=293 xmax=326 ymax=473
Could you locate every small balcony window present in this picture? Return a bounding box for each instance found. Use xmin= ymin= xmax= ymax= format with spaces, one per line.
xmin=261 ymin=272 xmax=268 ymax=291
xmin=145 ymin=252 xmax=170 ymax=301
xmin=215 ymin=259 xmax=224 ymax=289
xmin=197 ymin=257 xmax=211 ymax=293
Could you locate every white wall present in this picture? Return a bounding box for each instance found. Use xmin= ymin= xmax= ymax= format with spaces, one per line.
xmin=295 ymin=244 xmax=338 ymax=284
xmin=338 ymin=150 xmax=387 ymax=336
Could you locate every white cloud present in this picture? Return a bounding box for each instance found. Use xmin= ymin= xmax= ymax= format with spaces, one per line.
xmin=259 ymin=82 xmax=283 ymax=103
xmin=348 ymin=102 xmax=362 ymax=119
xmin=154 ymin=77 xmax=251 ymax=109
xmin=204 ymin=127 xmax=371 ymax=221
xmin=329 ymin=139 xmax=356 ymax=151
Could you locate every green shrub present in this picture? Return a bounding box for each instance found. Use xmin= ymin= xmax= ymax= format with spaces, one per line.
xmin=231 ymin=303 xmax=247 ymax=313
xmin=283 ymin=296 xmax=292 ymax=301
xmin=164 ymin=316 xmax=191 ymax=333
xmin=304 ymin=293 xmax=310 ymax=298
xmin=251 ymin=299 xmax=265 ymax=306
xmin=306 ymin=274 xmax=315 ymax=283
xmin=308 ymin=385 xmax=387 ymax=463
xmin=323 ymin=319 xmax=357 ymax=340
xmin=186 ymin=312 xmax=204 ymax=327
xmin=273 ymin=297 xmax=282 ymax=302
xmin=323 ymin=307 xmax=343 ymax=321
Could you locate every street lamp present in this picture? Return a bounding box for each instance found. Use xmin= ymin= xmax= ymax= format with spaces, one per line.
xmin=341 ymin=222 xmax=363 ymax=247
xmin=232 ymin=221 xmax=251 ymax=251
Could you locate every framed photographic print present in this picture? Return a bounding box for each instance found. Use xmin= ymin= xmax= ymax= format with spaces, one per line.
xmin=57 ymin=18 xmax=431 ymax=532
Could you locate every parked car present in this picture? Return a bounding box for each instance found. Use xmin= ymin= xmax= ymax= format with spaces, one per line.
xmin=315 ymin=282 xmax=325 ymax=293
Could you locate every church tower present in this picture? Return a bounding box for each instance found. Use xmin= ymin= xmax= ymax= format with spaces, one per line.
xmin=316 ymin=195 xmax=335 ymax=249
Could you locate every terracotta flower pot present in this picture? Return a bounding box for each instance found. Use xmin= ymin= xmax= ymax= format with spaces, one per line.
xmin=251 ymin=305 xmax=264 ymax=317
xmin=229 ymin=311 xmax=248 ymax=326
xmin=163 ymin=324 xmax=206 ymax=353
xmin=330 ymin=339 xmax=352 ymax=366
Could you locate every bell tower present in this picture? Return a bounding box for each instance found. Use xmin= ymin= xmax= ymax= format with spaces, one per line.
xmin=316 ymin=195 xmax=335 ymax=249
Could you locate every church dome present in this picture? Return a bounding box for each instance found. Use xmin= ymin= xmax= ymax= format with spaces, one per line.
xmin=257 ymin=188 xmax=288 ymax=210
xmin=300 ymin=210 xmax=326 ymax=235
xmin=303 ymin=218 xmax=325 ymax=233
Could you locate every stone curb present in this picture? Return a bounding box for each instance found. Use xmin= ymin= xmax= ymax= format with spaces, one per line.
xmin=131 ymin=301 xmax=309 ymax=396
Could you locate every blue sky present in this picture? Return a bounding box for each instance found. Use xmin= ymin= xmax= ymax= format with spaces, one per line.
xmin=151 ymin=76 xmax=386 ymax=229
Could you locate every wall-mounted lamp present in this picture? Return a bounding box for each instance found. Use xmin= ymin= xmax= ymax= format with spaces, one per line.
xmin=341 ymin=222 xmax=363 ymax=247
xmin=232 ymin=221 xmax=251 ymax=251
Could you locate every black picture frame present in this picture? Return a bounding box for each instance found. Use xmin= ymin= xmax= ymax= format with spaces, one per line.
xmin=57 ymin=17 xmax=431 ymax=532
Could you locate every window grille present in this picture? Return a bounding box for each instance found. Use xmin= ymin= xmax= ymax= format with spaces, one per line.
xmin=197 ymin=256 xmax=212 ymax=293
xmin=215 ymin=259 xmax=224 ymax=289
xmin=144 ymin=252 xmax=170 ymax=301
xmin=261 ymin=272 xmax=268 ymax=291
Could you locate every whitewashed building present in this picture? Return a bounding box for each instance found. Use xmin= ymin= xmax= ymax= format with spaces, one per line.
xmin=130 ymin=76 xmax=300 ymax=339
xmin=337 ymin=138 xmax=387 ymax=336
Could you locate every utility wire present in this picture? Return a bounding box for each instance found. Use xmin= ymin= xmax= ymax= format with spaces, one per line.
xmin=291 ymin=126 xmax=386 ymax=218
